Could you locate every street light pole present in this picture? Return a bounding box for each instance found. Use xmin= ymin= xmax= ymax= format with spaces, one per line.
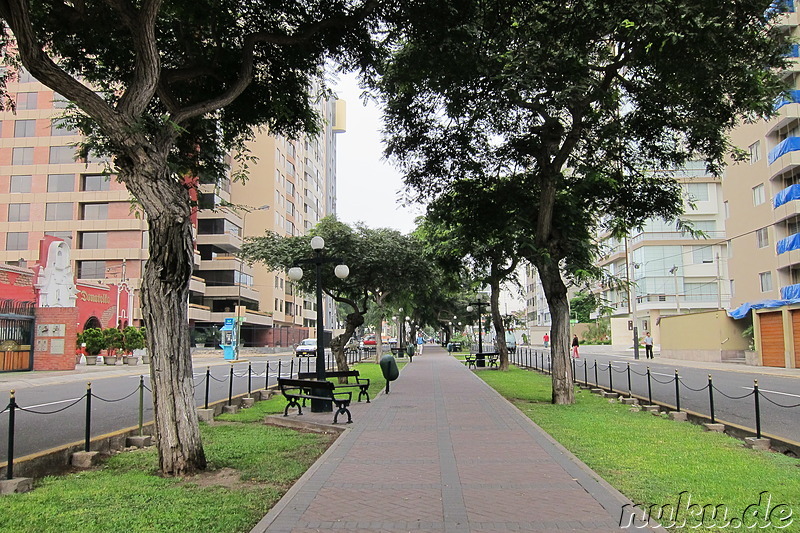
xmin=287 ymin=236 xmax=348 ymax=412
xmin=467 ymin=297 xmax=489 ymax=353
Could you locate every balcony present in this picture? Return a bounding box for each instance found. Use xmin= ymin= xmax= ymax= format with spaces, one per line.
xmin=209 ymin=309 xmax=273 ymax=327
xmin=188 ymin=303 xmax=211 ymax=322
xmin=780 ymin=283 xmax=800 ymax=299
xmin=768 ymin=136 xmax=800 ymax=165
xmin=629 ymin=230 xmax=726 ymax=244
xmin=189 ymin=276 xmax=206 ymax=294
xmin=771 ymin=0 xmax=798 ymax=28
xmin=777 ymin=234 xmax=800 ymax=269
xmin=204 ymin=284 xmax=260 ymax=302
xmin=197 ymin=256 xmax=254 ymax=274
xmin=196 ymin=232 xmax=242 ymax=253
xmin=767 ymin=92 xmax=800 ymax=135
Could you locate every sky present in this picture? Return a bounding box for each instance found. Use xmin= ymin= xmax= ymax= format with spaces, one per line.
xmin=333 ymin=72 xmax=423 ymax=234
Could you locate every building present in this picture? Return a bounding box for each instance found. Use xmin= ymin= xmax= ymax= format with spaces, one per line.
xmin=0 ymin=72 xmax=344 ymax=348
xmin=722 ymin=4 xmax=800 ymax=368
xmin=594 ymin=162 xmax=730 ymax=347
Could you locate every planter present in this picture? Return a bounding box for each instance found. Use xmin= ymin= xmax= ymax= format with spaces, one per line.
xmin=103 ymin=355 xmax=118 ymax=365
xmin=85 ymin=355 xmax=98 ymax=365
xmin=141 ymin=355 xmax=150 ymax=364
xmin=125 ymin=356 xmax=139 ymax=366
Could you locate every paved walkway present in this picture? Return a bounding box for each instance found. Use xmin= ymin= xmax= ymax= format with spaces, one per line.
xmin=252 ymin=346 xmax=657 ymax=532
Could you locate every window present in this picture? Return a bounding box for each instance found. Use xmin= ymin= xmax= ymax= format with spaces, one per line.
xmin=684 ymin=282 xmax=718 ymax=302
xmin=18 ymin=69 xmax=34 ymax=83
xmin=45 ymin=202 xmax=73 ymax=220
xmin=52 ymin=93 xmax=69 ymax=109
xmin=9 ymin=175 xmax=31 ymax=193
xmin=80 ymin=232 xmax=107 ymax=249
xmin=8 ymin=203 xmax=30 ymax=222
xmin=760 ymin=271 xmax=773 ymax=292
xmin=47 ymin=174 xmax=74 ymax=192
xmin=14 ymin=119 xmax=36 ymax=137
xmin=749 ymin=141 xmax=761 ymax=164
xmin=724 ymin=200 xmax=729 ymax=219
xmin=81 ymin=203 xmax=108 ymax=220
xmin=82 ymin=174 xmax=111 ymax=191
xmin=49 ymin=146 xmax=75 ymax=164
xmin=684 ymin=183 xmax=709 ymax=202
xmin=753 ymin=184 xmax=766 ymax=206
xmin=6 ymin=232 xmax=28 ymax=251
xmin=45 ymin=231 xmax=73 ymax=247
xmin=692 ymin=246 xmax=713 ymax=264
xmin=12 ymin=147 xmax=34 ymax=165
xmin=756 ymin=228 xmax=770 ymax=248
xmin=78 ymin=260 xmax=106 ymax=279
xmin=16 ymin=92 xmax=37 ymax=110
xmin=51 ymin=118 xmax=78 ymax=136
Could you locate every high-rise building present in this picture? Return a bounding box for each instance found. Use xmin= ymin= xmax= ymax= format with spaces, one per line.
xmin=0 ymin=72 xmax=344 ymax=347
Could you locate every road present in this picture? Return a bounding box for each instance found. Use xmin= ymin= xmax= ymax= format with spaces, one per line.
xmin=512 ymin=345 xmax=800 ymax=445
xmin=0 ymin=353 xmax=338 ymax=460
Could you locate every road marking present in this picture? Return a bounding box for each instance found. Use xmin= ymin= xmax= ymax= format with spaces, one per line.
xmin=742 ymin=387 xmax=800 ymax=398
xmin=21 ymin=397 xmax=83 ymax=409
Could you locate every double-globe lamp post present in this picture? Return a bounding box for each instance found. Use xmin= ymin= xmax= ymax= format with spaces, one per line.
xmin=466 ymin=298 xmax=489 ymax=353
xmin=287 ymin=236 xmax=348 ymax=412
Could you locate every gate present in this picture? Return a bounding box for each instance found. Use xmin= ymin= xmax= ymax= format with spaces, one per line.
xmin=0 ymin=299 xmax=35 ymax=372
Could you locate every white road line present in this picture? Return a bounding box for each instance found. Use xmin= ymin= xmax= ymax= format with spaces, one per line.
xmin=21 ymin=397 xmax=83 ymax=410
xmin=742 ymin=387 xmax=800 ymax=399
xmin=651 ymin=372 xmax=673 ymax=378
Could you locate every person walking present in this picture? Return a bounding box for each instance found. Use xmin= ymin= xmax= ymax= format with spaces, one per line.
xmin=644 ymin=331 xmax=654 ymax=359
xmin=416 ymin=333 xmax=425 ymax=355
xmin=571 ymin=334 xmax=580 ymax=358
xmin=543 ymin=333 xmax=549 ymax=348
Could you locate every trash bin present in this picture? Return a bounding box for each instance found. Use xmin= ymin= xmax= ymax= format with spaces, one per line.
xmin=379 ymin=353 xmax=400 ymax=393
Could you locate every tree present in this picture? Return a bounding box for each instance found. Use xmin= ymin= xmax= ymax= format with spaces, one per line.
xmin=376 ymin=0 xmax=789 ymax=404
xmin=0 ymin=0 xmax=383 ymax=475
xmin=242 ymin=217 xmax=433 ymax=369
xmin=570 ymin=292 xmax=600 ymax=324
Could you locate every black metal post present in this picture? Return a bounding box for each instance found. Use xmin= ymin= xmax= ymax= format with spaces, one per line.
xmin=84 ymin=382 xmax=92 ymax=452
xmin=248 ymin=362 xmax=252 ymax=397
xmin=204 ymin=367 xmax=210 ymax=409
xmin=627 ymin=363 xmax=632 ymax=397
xmin=594 ymin=360 xmax=598 ymax=386
xmin=708 ymin=375 xmax=715 ymax=423
xmin=674 ymin=370 xmax=681 ymax=412
xmin=584 ymin=359 xmax=588 ymax=387
xmin=754 ymin=380 xmax=762 ymax=439
xmin=7 ymin=391 xmax=16 ymax=479
xmin=138 ymin=376 xmax=144 ymax=436
xmin=312 ymin=250 xmax=330 ymax=412
xmin=265 ymin=361 xmax=270 ymax=391
xmin=646 ymin=367 xmax=653 ymax=405
xmin=278 ymin=359 xmax=282 ymax=379
xmin=228 ymin=365 xmax=234 ymax=406
xmin=290 ymin=358 xmax=294 ymax=378
xmin=572 ymin=357 xmax=576 ymax=381
xmin=608 ymin=363 xmax=613 ymax=392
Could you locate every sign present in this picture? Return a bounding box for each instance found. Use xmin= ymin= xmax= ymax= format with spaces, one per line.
xmin=224 ymin=317 xmax=235 ymax=326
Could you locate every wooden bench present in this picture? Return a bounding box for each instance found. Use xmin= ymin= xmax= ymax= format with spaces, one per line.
xmin=297 ymin=370 xmax=371 ymax=403
xmin=277 ymin=378 xmax=352 ymax=424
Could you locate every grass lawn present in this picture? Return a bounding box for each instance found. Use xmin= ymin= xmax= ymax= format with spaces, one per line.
xmin=477 ymin=366 xmax=800 ymax=531
xmin=0 ymin=360 xmax=400 ymax=533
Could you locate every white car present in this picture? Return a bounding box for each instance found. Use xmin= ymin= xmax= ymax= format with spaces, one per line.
xmin=295 ymin=338 xmax=317 ymax=357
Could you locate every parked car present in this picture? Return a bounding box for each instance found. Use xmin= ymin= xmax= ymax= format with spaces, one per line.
xmin=295 ymin=338 xmax=317 ymax=357
xmin=359 ymin=335 xmax=376 ymax=349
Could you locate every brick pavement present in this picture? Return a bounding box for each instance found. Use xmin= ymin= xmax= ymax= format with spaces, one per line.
xmin=252 ymin=346 xmax=660 ymax=532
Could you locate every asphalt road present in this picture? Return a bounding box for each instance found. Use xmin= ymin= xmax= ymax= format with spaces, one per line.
xmin=0 ymin=353 xmax=341 ymax=460
xmin=513 ymin=345 xmax=800 ymax=445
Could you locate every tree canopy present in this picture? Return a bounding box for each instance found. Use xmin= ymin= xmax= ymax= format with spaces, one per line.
xmin=375 ymin=0 xmax=790 ymax=403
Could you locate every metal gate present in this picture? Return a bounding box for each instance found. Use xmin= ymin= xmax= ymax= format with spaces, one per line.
xmin=0 ymin=299 xmax=35 ymax=372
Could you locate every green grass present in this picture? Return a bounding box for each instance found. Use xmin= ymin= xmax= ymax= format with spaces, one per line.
xmin=0 ymin=421 xmax=333 ymax=533
xmin=478 ymin=366 xmax=800 ymax=531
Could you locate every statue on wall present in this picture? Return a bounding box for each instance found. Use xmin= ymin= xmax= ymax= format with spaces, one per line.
xmin=35 ymin=239 xmax=78 ymax=308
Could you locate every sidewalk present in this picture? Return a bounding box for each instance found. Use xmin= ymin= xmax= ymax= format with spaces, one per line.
xmin=252 ymin=346 xmax=657 ymax=532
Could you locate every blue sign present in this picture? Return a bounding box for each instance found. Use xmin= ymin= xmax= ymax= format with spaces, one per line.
xmin=224 ymin=317 xmax=235 ymax=327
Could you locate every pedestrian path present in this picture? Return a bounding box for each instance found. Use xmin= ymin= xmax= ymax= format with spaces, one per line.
xmin=252 ymin=346 xmax=657 ymax=532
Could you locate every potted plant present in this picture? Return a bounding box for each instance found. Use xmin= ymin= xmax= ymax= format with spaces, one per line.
xmin=81 ymin=328 xmax=104 ymax=365
xmin=102 ymin=327 xmax=124 ymax=364
xmin=122 ymin=326 xmax=145 ymax=365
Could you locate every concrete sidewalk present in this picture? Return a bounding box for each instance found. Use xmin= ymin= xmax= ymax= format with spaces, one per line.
xmin=252 ymin=346 xmax=657 ymax=532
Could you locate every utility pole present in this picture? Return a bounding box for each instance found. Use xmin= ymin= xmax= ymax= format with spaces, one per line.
xmin=627 ymin=238 xmax=640 ymax=360
xmin=716 ymin=251 xmax=723 ymax=309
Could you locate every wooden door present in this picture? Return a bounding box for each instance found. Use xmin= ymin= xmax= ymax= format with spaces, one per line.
xmin=760 ymin=312 xmax=785 ymax=367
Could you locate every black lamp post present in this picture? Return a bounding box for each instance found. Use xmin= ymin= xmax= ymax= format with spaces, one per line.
xmin=467 ymin=298 xmax=489 ymax=353
xmin=287 ymin=236 xmax=348 ymax=412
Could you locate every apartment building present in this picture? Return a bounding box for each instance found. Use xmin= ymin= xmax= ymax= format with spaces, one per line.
xmin=722 ymin=3 xmax=800 ymax=368
xmin=0 ymin=72 xmax=344 ymax=347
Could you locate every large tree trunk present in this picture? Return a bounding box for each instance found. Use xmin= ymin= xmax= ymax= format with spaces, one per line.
xmin=125 ymin=168 xmax=207 ymax=475
xmin=330 ymin=310 xmax=364 ymax=376
xmin=535 ymin=259 xmax=574 ymax=404
xmin=489 ymin=278 xmax=509 ymax=370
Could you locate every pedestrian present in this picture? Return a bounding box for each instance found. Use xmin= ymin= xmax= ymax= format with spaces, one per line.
xmin=571 ymin=334 xmax=580 ymax=358
xmin=644 ymin=331 xmax=654 ymax=359
xmin=416 ymin=333 xmax=425 ymax=355
xmin=543 ymin=332 xmax=549 ymax=348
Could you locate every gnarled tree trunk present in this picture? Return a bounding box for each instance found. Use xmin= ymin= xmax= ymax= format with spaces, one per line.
xmin=124 ymin=167 xmax=206 ymax=475
xmin=535 ymin=258 xmax=574 ymax=405
xmin=489 ymin=278 xmax=509 ymax=370
xmin=330 ymin=310 xmax=364 ymax=376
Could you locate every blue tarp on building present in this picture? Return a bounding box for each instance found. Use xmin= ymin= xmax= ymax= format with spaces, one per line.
xmin=781 ymin=284 xmax=800 ymax=299
xmin=768 ymin=137 xmax=800 ymax=165
xmin=776 ymin=89 xmax=800 ymax=110
xmin=777 ymin=233 xmax=800 ymax=254
xmin=774 ymin=183 xmax=800 ymax=208
xmin=728 ymin=298 xmax=800 ymax=319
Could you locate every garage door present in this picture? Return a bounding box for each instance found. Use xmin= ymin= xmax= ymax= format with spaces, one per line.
xmin=792 ymin=311 xmax=800 ymax=368
xmin=760 ymin=312 xmax=785 ymax=368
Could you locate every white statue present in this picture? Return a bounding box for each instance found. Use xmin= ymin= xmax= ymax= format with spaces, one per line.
xmin=36 ymin=240 xmax=78 ymax=307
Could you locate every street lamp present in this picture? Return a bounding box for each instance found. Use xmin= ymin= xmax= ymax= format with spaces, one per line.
xmin=467 ymin=297 xmax=489 ymax=353
xmin=669 ymin=265 xmax=680 ymax=314
xmin=287 ymin=236 xmax=348 ymax=412
xmin=236 ymin=204 xmax=269 ymax=360
xmin=397 ymin=307 xmax=404 ymax=355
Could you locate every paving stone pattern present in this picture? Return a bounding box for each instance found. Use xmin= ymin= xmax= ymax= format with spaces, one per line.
xmin=252 ymin=347 xmax=657 ymax=532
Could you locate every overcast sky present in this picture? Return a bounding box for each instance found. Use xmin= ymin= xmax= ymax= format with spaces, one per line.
xmin=333 ymin=72 xmax=423 ymax=234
